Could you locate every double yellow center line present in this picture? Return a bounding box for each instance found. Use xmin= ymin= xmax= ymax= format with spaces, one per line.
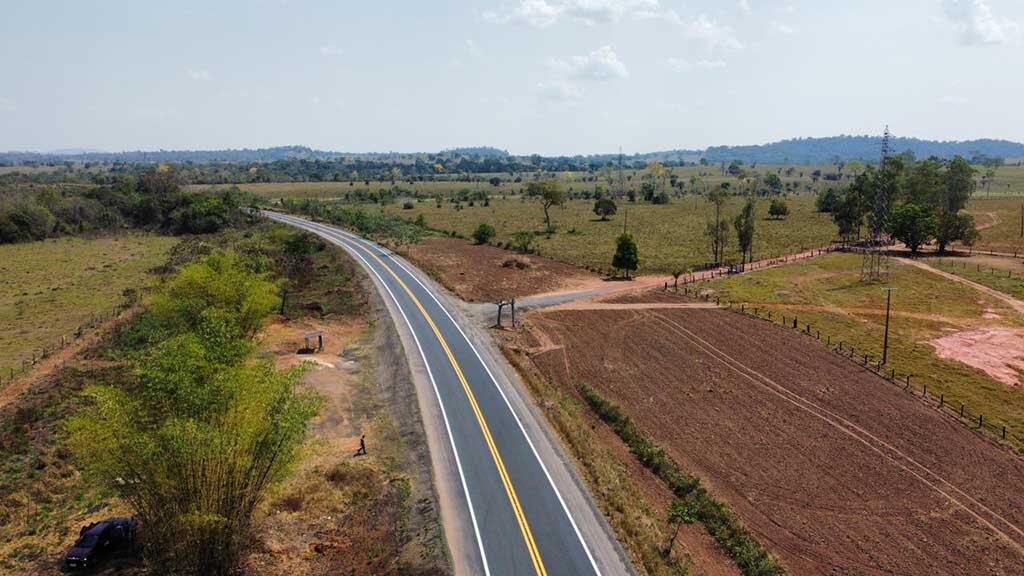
xmin=351 ymin=238 xmax=548 ymax=576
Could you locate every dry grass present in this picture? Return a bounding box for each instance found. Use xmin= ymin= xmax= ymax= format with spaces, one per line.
xmin=0 ymin=235 xmax=177 ymax=380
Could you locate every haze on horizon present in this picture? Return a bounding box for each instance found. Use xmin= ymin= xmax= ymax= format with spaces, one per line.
xmin=1 ymin=0 xmax=1022 ymax=156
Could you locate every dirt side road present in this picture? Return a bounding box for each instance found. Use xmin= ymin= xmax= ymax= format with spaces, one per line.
xmin=898 ymin=256 xmax=1024 ymax=315
xmin=517 ymin=307 xmax=1024 ymax=575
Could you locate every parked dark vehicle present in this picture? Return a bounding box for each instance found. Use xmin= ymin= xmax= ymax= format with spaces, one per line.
xmin=64 ymin=518 xmax=137 ymax=570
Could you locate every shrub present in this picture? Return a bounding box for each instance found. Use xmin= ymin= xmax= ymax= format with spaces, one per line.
xmin=473 ymin=222 xmax=496 ymax=245
xmin=768 ymin=198 xmax=789 ymax=220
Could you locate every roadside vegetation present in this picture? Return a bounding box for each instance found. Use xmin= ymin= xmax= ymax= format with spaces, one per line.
xmin=0 ymin=219 xmax=446 ymax=575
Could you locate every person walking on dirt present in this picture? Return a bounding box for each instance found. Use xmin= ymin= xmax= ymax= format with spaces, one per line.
xmin=354 ymin=434 xmax=367 ymax=456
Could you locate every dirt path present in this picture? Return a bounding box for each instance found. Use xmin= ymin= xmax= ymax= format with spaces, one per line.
xmin=522 ymin=246 xmax=837 ymax=309
xmin=897 ymin=256 xmax=1024 ymax=315
xmin=546 ymin=301 xmax=719 ymax=312
xmin=970 ymin=210 xmax=1002 ymax=231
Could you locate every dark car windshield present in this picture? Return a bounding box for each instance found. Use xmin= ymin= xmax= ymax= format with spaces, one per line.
xmin=76 ymin=533 xmax=100 ymax=548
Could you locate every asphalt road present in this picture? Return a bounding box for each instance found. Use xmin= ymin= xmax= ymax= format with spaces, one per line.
xmin=266 ymin=211 xmax=625 ymax=576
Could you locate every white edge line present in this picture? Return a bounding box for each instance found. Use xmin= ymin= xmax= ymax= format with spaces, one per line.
xmin=267 ymin=213 xmax=491 ymax=575
xmin=326 ymin=221 xmax=604 ymax=575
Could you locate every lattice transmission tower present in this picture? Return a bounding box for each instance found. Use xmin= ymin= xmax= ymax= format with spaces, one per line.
xmin=861 ymin=126 xmax=893 ymax=282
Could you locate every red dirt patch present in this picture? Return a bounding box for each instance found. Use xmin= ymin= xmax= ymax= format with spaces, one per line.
xmin=399 ymin=237 xmax=598 ymax=302
xmin=931 ymin=328 xmax=1024 ymax=387
xmin=514 ymin=307 xmax=1024 ymax=575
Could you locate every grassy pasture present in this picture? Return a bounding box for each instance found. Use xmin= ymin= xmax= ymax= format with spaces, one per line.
xmin=962 ymin=196 xmax=1024 ymax=254
xmin=0 ymin=235 xmax=177 ymax=379
xmin=701 ymin=253 xmax=1024 ymax=449
xmin=387 ymin=195 xmax=837 ymax=274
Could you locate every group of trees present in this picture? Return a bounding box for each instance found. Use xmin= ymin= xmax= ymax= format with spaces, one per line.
xmin=0 ymin=168 xmax=247 ymax=244
xmin=68 ymin=252 xmax=319 ymax=575
xmin=817 ymin=155 xmax=979 ymax=253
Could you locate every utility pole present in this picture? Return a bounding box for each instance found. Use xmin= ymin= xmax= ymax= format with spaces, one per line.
xmin=882 ymin=287 xmax=894 ymax=365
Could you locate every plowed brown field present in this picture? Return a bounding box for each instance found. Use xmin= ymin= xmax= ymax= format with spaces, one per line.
xmin=518 ymin=306 xmax=1024 ymax=575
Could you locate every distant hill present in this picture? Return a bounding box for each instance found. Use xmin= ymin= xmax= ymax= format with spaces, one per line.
xmin=703 ymin=136 xmax=1024 ymax=165
xmin=3 ymin=136 xmax=1023 ymax=168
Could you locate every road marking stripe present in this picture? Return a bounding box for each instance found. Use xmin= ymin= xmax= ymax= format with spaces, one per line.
xmin=266 ymin=214 xmax=495 ymax=574
xmin=272 ymin=213 xmax=548 ymax=575
xmin=359 ymin=233 xmax=606 ymax=576
xmin=355 ymin=240 xmax=549 ymax=576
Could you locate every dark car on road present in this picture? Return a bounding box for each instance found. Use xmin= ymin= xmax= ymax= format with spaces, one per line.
xmin=64 ymin=518 xmax=137 ymax=570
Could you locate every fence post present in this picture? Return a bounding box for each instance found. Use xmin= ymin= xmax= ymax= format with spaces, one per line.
xmin=960 ymin=404 xmax=965 ymax=417
xmin=1003 ymin=426 xmax=1007 ymax=440
xmin=923 ymin=384 xmax=927 ymax=397
xmin=939 ymin=394 xmax=944 ymax=408
xmin=978 ymin=414 xmax=984 ymax=428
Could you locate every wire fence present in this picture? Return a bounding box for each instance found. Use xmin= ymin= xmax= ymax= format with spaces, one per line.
xmin=706 ymin=300 xmax=1022 ymax=450
xmin=0 ymin=299 xmax=135 ymax=390
xmin=929 ymin=256 xmax=1024 ymax=284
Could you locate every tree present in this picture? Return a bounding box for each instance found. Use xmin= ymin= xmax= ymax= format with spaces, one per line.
xmin=832 ymin=188 xmax=864 ymax=244
xmin=664 ymin=500 xmax=697 ymax=557
xmin=768 ymin=198 xmax=789 ymax=220
xmin=67 ymin=254 xmax=317 ymax=576
xmin=525 ymin=180 xmax=566 ymax=233
xmin=888 ymin=204 xmax=937 ymax=253
xmin=764 ymin=173 xmax=783 ymax=195
xmin=734 ymin=196 xmax=756 ymax=265
xmin=935 ymin=156 xmax=977 ymax=253
xmin=704 ymin=188 xmax=730 ymax=264
xmin=472 ymin=222 xmax=496 ymax=245
xmin=816 ymin=188 xmax=840 ymax=213
xmin=612 ymin=233 xmax=639 ymax=279
xmin=593 ymin=197 xmax=617 ymax=221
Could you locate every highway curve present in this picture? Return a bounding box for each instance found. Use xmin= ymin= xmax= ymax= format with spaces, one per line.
xmin=265 ymin=211 xmax=630 ymax=576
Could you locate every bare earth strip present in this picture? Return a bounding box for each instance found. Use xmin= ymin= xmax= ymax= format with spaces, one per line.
xmin=519 ymin=307 xmax=1024 ymax=575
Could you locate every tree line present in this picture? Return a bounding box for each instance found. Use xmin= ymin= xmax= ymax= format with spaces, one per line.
xmin=0 ymin=168 xmax=248 ymax=244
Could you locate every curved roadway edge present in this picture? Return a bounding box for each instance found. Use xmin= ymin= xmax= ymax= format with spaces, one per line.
xmin=265 ymin=211 xmax=636 ymax=576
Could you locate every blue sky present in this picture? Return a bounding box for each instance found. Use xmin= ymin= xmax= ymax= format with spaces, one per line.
xmin=1 ymin=0 xmax=1022 ymax=155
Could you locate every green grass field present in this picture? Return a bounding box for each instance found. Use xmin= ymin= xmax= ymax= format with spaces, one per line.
xmin=0 ymin=235 xmax=177 ymax=379
xmin=927 ymin=256 xmax=1024 ymax=300
xmin=701 ymin=253 xmax=1024 ymax=449
xmin=963 ymin=196 xmax=1024 ymax=253
xmin=387 ymin=195 xmax=837 ymax=274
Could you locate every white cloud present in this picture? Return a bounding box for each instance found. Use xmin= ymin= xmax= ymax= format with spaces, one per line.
xmin=186 ymin=68 xmax=212 ymax=81
xmin=739 ymin=0 xmax=751 ymax=13
xmin=943 ymin=0 xmax=1023 ymax=45
xmin=536 ymin=80 xmax=584 ymax=104
xmin=666 ymin=57 xmax=691 ymax=72
xmin=484 ymin=0 xmax=659 ymax=28
xmin=939 ymin=94 xmax=967 ymax=105
xmin=769 ymin=20 xmax=796 ymax=35
xmin=0 ymin=97 xmax=15 ymax=112
xmin=538 ymin=46 xmax=627 ymax=104
xmin=319 ymin=44 xmax=345 ymax=56
xmin=638 ymin=10 xmax=744 ymax=50
xmin=695 ymin=59 xmax=726 ymax=70
xmin=550 ymin=45 xmax=629 ymax=80
xmin=666 ymin=57 xmax=726 ymax=71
